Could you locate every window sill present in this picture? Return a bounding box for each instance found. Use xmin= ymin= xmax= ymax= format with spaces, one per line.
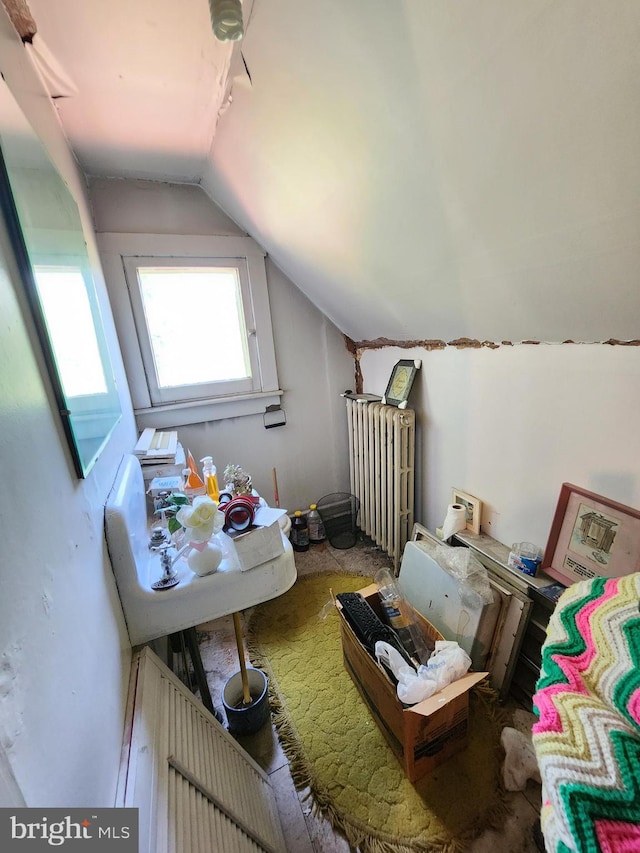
xmin=134 ymin=391 xmax=284 ymax=429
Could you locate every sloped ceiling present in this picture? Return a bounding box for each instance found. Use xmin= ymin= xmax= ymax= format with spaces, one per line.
xmin=26 ymin=0 xmax=237 ymax=182
xmin=24 ymin=1 xmax=640 ymax=342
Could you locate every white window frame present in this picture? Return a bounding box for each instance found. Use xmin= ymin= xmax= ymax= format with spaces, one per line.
xmin=98 ymin=233 xmax=282 ymax=428
xmin=123 ymin=256 xmax=259 ymax=404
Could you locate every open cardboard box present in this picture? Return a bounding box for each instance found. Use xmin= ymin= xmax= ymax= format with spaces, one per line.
xmin=227 ymin=506 xmax=286 ymax=571
xmin=336 ymin=583 xmax=488 ymax=782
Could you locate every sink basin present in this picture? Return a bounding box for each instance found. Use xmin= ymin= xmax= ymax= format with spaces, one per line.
xmin=105 ymin=454 xmax=297 ymax=645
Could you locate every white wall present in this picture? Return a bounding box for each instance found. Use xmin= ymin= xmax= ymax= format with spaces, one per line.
xmin=0 ymin=13 xmax=137 ymax=806
xmin=361 ymin=345 xmax=640 ymax=555
xmin=202 ymin=0 xmax=640 ymax=344
xmin=89 ymin=177 xmax=355 ymax=511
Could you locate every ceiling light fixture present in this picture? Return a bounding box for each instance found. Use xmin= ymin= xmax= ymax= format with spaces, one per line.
xmin=209 ymin=0 xmax=244 ymax=42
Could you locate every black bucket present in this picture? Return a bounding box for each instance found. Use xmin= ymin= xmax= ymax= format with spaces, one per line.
xmin=316 ymin=493 xmax=360 ymax=549
xmin=222 ymin=668 xmax=270 ymax=735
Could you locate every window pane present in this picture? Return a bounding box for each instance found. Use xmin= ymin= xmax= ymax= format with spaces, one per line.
xmin=34 ymin=267 xmax=108 ymax=397
xmin=136 ymin=267 xmax=251 ymax=389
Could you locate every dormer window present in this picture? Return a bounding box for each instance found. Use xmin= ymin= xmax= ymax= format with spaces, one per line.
xmin=98 ymin=233 xmax=282 ymax=427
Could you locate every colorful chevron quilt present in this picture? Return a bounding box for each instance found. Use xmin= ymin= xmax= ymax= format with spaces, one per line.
xmin=532 ymin=573 xmax=640 ymax=853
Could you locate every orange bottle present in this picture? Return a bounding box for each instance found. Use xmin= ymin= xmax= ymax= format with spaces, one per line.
xmin=184 ymin=449 xmax=205 ymax=496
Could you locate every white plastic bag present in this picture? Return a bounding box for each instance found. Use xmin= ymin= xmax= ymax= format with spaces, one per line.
xmin=375 ymin=640 xmax=472 ymax=705
xmin=501 ymin=727 xmax=541 ymax=790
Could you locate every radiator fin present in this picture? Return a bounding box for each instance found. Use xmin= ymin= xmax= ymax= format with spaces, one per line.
xmin=346 ymin=399 xmax=415 ymax=570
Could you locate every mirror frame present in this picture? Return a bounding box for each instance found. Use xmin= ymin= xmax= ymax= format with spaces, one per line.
xmin=0 ymin=121 xmax=121 ymax=478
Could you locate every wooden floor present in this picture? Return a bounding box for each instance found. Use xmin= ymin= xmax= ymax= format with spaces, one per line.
xmin=196 ymin=537 xmax=542 ymax=852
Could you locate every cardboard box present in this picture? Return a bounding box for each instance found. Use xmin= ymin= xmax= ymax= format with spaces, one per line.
xmin=147 ymin=475 xmax=183 ymax=497
xmin=337 ymin=583 xmax=488 ymax=782
xmin=228 ymin=507 xmax=286 ymax=571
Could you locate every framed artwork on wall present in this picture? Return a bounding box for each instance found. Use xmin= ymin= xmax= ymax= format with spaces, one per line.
xmin=382 ymin=359 xmax=421 ymax=409
xmin=542 ymin=483 xmax=640 ymax=586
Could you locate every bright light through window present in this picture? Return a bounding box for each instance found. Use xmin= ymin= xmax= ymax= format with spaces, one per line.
xmin=136 ymin=267 xmax=251 ymax=389
xmin=34 ymin=267 xmax=107 ymax=397
xmin=101 ymin=232 xmax=281 ymax=421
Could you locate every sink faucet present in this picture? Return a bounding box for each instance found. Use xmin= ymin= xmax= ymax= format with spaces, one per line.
xmin=158 ymin=542 xmax=190 ymax=580
xmin=159 ymin=545 xmax=177 ymax=579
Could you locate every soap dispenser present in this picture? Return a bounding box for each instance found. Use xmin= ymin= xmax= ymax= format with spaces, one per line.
xmin=201 ymin=456 xmax=220 ymax=502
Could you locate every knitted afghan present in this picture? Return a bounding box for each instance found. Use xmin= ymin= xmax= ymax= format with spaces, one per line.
xmin=532 ymin=573 xmax=640 ymax=853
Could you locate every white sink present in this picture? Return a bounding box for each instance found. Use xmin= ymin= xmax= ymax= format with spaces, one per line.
xmin=105 ymin=454 xmax=297 ymax=645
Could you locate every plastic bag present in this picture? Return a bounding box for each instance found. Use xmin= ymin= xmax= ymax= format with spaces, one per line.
xmin=432 ymin=544 xmax=494 ymax=606
xmin=375 ymin=639 xmax=472 ymax=705
xmin=501 ymin=727 xmax=541 ymax=791
xmin=375 ymin=568 xmax=433 ymax=664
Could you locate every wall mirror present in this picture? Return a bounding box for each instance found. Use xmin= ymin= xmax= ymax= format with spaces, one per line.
xmin=0 ymin=78 xmax=121 ymax=477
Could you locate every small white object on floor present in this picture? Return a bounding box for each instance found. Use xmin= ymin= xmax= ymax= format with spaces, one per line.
xmin=501 ymin=726 xmax=541 ymax=791
xmin=512 ymin=707 xmax=539 ymax=735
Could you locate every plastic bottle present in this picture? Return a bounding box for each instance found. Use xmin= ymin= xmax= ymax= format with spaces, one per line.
xmin=375 ymin=568 xmax=433 ymax=665
xmin=290 ymin=511 xmax=310 ymax=552
xmin=307 ymin=504 xmax=326 ymax=545
xmin=201 ymin=456 xmax=220 ymax=502
xmin=184 ymin=450 xmax=206 ymax=497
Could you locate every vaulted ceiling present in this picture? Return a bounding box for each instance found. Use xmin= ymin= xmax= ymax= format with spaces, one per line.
xmin=23 ymin=1 xmax=640 ymax=343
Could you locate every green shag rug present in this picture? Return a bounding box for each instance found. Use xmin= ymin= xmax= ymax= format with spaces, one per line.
xmin=247 ymin=571 xmax=509 ymax=853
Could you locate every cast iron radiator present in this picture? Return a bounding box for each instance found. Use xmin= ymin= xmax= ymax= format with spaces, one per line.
xmin=345 ymin=398 xmax=415 ymax=570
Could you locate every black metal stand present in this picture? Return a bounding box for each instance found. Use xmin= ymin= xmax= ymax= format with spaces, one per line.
xmin=169 ymin=627 xmax=222 ymax=723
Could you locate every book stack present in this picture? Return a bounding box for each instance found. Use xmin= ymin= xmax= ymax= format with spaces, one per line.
xmin=134 ymin=428 xmax=178 ymax=463
xmin=133 ymin=428 xmax=186 ymax=482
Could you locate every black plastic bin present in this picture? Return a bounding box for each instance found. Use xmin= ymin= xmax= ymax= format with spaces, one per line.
xmin=316 ymin=493 xmax=360 ymax=549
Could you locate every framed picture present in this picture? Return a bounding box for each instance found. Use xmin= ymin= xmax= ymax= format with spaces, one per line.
xmin=382 ymin=359 xmax=421 ymax=409
xmin=451 ymin=488 xmax=482 ymax=535
xmin=541 ymin=483 xmax=640 ymax=587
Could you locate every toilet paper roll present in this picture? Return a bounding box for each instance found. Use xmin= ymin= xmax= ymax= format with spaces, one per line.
xmin=441 ymin=504 xmax=467 ymax=541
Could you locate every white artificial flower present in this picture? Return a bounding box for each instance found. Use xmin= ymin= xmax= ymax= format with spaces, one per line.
xmin=176 ymin=496 xmax=225 ymax=543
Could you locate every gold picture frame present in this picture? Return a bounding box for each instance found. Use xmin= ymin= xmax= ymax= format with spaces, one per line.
xmin=451 ymin=488 xmax=482 ymax=535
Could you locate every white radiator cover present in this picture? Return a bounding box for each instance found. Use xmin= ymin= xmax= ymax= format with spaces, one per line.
xmin=346 ymin=399 xmax=415 ymax=569
xmin=118 ymin=648 xmax=286 ymax=852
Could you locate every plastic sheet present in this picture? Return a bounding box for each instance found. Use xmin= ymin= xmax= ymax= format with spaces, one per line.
xmin=375 ymin=568 xmax=433 ymax=664
xmin=318 ymin=594 xmax=337 ymax=621
xmin=431 ymin=544 xmax=494 ymax=606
